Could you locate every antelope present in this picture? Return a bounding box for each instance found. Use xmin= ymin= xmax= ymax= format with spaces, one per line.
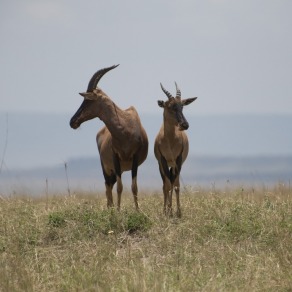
xmin=154 ymin=82 xmax=197 ymax=217
xmin=70 ymin=65 xmax=148 ymax=210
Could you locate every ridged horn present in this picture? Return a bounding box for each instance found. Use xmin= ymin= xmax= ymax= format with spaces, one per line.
xmin=87 ymin=64 xmax=119 ymax=92
xmin=175 ymin=82 xmax=181 ymax=100
xmin=160 ymin=83 xmax=173 ymax=100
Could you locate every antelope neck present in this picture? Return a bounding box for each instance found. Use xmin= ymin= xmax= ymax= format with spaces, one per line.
xmin=97 ymin=96 xmax=127 ymax=139
xmin=163 ymin=115 xmax=179 ymax=137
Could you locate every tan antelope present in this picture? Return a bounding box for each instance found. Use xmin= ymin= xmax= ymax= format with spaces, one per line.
xmin=154 ymin=82 xmax=197 ymax=217
xmin=70 ymin=65 xmax=148 ymax=210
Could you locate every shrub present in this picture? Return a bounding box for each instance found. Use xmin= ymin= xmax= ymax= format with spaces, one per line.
xmin=125 ymin=211 xmax=152 ymax=233
xmin=48 ymin=212 xmax=66 ymax=228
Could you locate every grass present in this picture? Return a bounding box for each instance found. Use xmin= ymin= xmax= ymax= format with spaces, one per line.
xmin=0 ymin=185 xmax=291 ymax=291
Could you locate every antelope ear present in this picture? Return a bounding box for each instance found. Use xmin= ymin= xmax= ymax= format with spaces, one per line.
xmin=79 ymin=92 xmax=96 ymax=100
xmin=182 ymin=97 xmax=197 ymax=106
xmin=157 ymin=100 xmax=165 ymax=108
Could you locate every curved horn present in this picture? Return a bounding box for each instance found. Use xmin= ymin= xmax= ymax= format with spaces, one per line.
xmin=160 ymin=83 xmax=173 ymax=100
xmin=87 ymin=64 xmax=119 ymax=92
xmin=175 ymin=82 xmax=181 ymax=100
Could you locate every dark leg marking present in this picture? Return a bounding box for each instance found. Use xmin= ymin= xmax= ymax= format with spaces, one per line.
xmin=113 ymin=153 xmax=123 ymax=210
xmin=160 ymin=154 xmax=171 ymax=181
xmin=172 ymin=153 xmax=182 ymax=183
xmin=101 ymin=160 xmax=116 ymax=186
xmin=158 ymin=163 xmax=166 ymax=182
xmin=131 ymin=154 xmax=138 ymax=179
xmin=113 ymin=153 xmax=121 ymax=179
xmin=100 ymin=160 xmax=115 ymax=208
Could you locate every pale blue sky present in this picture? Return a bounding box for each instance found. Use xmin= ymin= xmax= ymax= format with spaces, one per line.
xmin=1 ymin=1 xmax=292 ymax=171
xmin=1 ymin=0 xmax=292 ymax=115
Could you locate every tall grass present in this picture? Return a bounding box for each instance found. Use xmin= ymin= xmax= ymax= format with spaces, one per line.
xmin=0 ymin=185 xmax=291 ymax=291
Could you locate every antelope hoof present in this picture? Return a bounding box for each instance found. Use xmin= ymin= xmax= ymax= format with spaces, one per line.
xmin=107 ymin=203 xmax=114 ymax=208
xmin=164 ymin=208 xmax=173 ymax=217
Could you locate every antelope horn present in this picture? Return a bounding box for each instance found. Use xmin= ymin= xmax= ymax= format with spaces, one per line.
xmin=160 ymin=83 xmax=173 ymax=100
xmin=87 ymin=64 xmax=119 ymax=92
xmin=175 ymin=82 xmax=181 ymax=100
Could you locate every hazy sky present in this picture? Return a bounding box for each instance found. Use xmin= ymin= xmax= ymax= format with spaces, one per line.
xmin=1 ymin=0 xmax=292 ymax=116
xmin=0 ymin=1 xmax=292 ymax=173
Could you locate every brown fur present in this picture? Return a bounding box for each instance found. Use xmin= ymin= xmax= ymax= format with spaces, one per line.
xmin=154 ymin=83 xmax=197 ymax=217
xmin=70 ymin=66 xmax=148 ymax=210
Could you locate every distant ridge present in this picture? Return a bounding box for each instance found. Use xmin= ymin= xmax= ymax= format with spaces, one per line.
xmin=1 ymin=112 xmax=291 ymax=195
xmin=0 ymin=112 xmax=292 ymax=169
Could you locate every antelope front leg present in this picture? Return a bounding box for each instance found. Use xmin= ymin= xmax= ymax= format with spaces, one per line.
xmin=158 ymin=165 xmax=168 ymax=214
xmin=163 ymin=190 xmax=167 ymax=214
xmin=159 ymin=157 xmax=173 ymax=216
xmin=105 ymin=183 xmax=114 ymax=208
xmin=174 ymin=155 xmax=182 ymax=217
xmin=174 ymin=177 xmax=181 ymax=218
xmin=163 ymin=179 xmax=173 ymax=216
xmin=101 ymin=162 xmax=115 ymax=208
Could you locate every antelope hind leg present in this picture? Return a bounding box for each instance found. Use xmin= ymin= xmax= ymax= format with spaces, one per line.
xmin=113 ymin=153 xmax=123 ymax=211
xmin=131 ymin=176 xmax=139 ymax=210
xmin=131 ymin=154 xmax=139 ymax=210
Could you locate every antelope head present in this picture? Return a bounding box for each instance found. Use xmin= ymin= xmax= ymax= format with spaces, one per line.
xmin=158 ymin=82 xmax=197 ymax=131
xmin=70 ymin=64 xmax=119 ymax=129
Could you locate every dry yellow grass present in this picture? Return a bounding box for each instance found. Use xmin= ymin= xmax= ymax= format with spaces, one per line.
xmin=0 ymin=185 xmax=291 ymax=291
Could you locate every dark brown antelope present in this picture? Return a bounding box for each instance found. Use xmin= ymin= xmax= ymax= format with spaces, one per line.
xmin=70 ymin=65 xmax=148 ymax=210
xmin=154 ymin=82 xmax=197 ymax=217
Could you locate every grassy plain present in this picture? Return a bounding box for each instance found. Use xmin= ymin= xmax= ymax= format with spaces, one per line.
xmin=0 ymin=185 xmax=291 ymax=291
